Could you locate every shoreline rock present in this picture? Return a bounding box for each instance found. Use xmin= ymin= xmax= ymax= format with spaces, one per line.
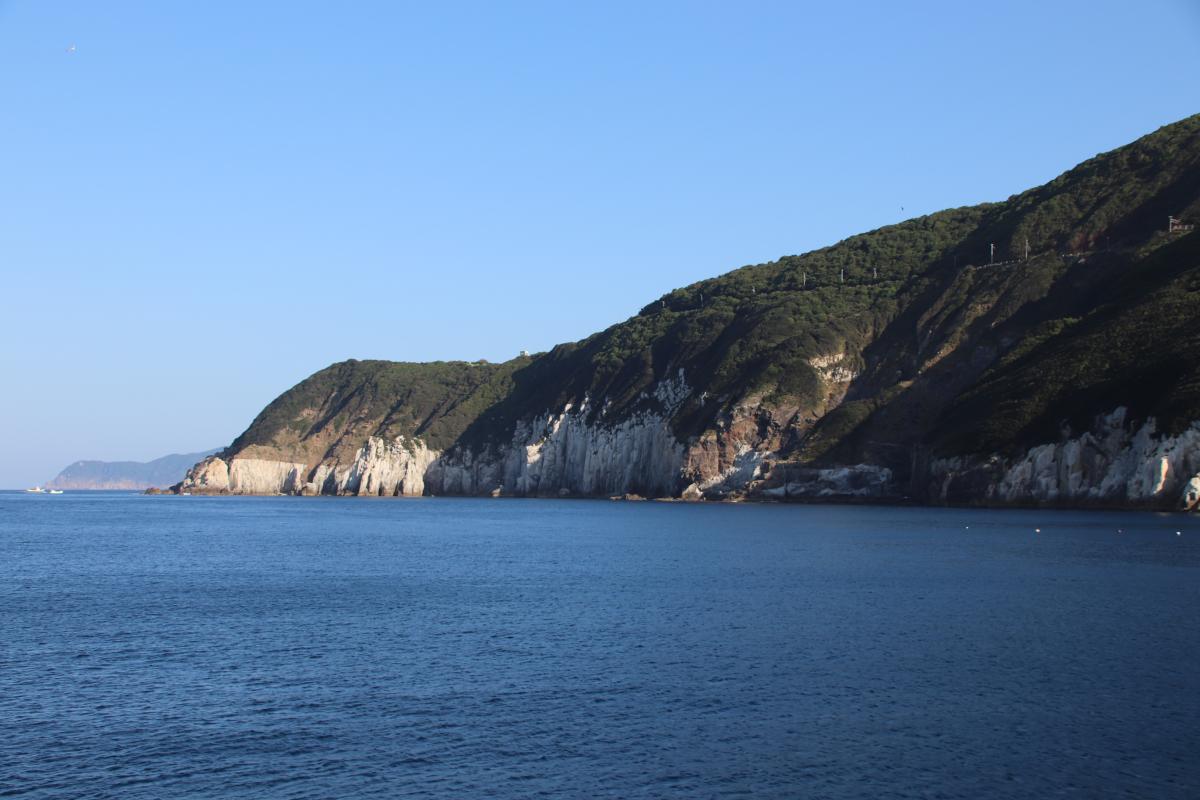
xmin=172 ymin=402 xmax=1200 ymax=512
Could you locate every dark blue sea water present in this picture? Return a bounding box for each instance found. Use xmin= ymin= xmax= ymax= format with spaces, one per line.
xmin=1 ymin=492 xmax=1198 ymax=799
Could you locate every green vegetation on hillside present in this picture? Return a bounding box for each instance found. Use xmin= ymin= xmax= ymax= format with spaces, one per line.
xmin=935 ymin=231 xmax=1200 ymax=454
xmin=228 ymin=357 xmax=533 ymax=457
xmin=221 ymin=114 xmax=1200 ymax=479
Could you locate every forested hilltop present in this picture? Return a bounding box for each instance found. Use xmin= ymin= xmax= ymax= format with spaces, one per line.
xmin=176 ymin=114 xmax=1200 ymax=508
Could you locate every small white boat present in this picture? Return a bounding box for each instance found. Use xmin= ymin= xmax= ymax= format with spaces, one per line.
xmin=48 ymin=489 xmax=64 ymax=495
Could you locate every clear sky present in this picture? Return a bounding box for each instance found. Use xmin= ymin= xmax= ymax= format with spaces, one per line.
xmin=1 ymin=1 xmax=1198 ymax=487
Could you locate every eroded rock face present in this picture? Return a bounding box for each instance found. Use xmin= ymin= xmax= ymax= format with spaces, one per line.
xmin=931 ymin=408 xmax=1200 ymax=509
xmin=1183 ymin=475 xmax=1200 ymax=510
xmin=428 ymin=401 xmax=687 ymax=497
xmin=178 ymin=412 xmax=690 ymax=499
xmin=429 ymin=375 xmax=694 ymax=497
xmin=334 ymin=437 xmax=438 ymax=497
xmin=174 ymin=372 xmax=798 ymax=499
xmin=229 ymin=459 xmax=308 ymax=494
xmin=173 ymin=400 xmax=1200 ymax=509
xmin=176 ymin=456 xmax=308 ymax=494
xmin=180 ymin=457 xmax=230 ymax=492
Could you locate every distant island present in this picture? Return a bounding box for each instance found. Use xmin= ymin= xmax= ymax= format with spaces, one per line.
xmin=173 ymin=115 xmax=1200 ymax=509
xmin=49 ymin=450 xmax=219 ymax=490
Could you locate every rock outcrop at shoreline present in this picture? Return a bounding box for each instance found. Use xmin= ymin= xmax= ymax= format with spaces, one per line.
xmin=179 ymin=373 xmax=775 ymax=499
xmin=173 ymin=115 xmax=1200 ymax=509
xmin=930 ymin=409 xmax=1200 ymax=510
xmin=176 ymin=402 xmax=1200 ymax=510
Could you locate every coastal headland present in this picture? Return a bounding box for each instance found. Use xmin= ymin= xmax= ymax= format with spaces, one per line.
xmin=172 ymin=116 xmax=1200 ymax=510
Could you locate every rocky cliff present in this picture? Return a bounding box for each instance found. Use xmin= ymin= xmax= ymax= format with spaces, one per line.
xmin=931 ymin=409 xmax=1200 ymax=509
xmin=175 ymin=115 xmax=1200 ymax=509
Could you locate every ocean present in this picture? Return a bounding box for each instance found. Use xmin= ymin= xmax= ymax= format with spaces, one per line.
xmin=2 ymin=492 xmax=1197 ymax=798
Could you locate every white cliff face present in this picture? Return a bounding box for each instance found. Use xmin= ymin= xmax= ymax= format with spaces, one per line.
xmin=177 ymin=456 xmax=307 ymax=494
xmin=179 ymin=457 xmax=231 ymax=492
xmin=176 ymin=397 xmax=1200 ymax=508
xmin=176 ymin=439 xmax=436 ymax=497
xmin=932 ymin=408 xmax=1200 ymax=509
xmin=503 ymin=399 xmax=685 ymax=496
xmin=172 ymin=366 xmax=894 ymax=500
xmin=334 ymin=436 xmax=438 ymax=496
xmin=178 ymin=374 xmax=698 ymax=498
xmin=1183 ymin=475 xmax=1200 ymax=510
xmin=428 ymin=373 xmax=692 ymax=497
xmin=229 ymin=459 xmax=308 ymax=494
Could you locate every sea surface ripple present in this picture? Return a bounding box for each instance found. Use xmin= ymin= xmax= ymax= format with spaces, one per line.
xmin=1 ymin=493 xmax=1197 ymax=798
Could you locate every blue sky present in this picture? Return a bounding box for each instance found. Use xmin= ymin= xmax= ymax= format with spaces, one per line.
xmin=1 ymin=1 xmax=1198 ymax=487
